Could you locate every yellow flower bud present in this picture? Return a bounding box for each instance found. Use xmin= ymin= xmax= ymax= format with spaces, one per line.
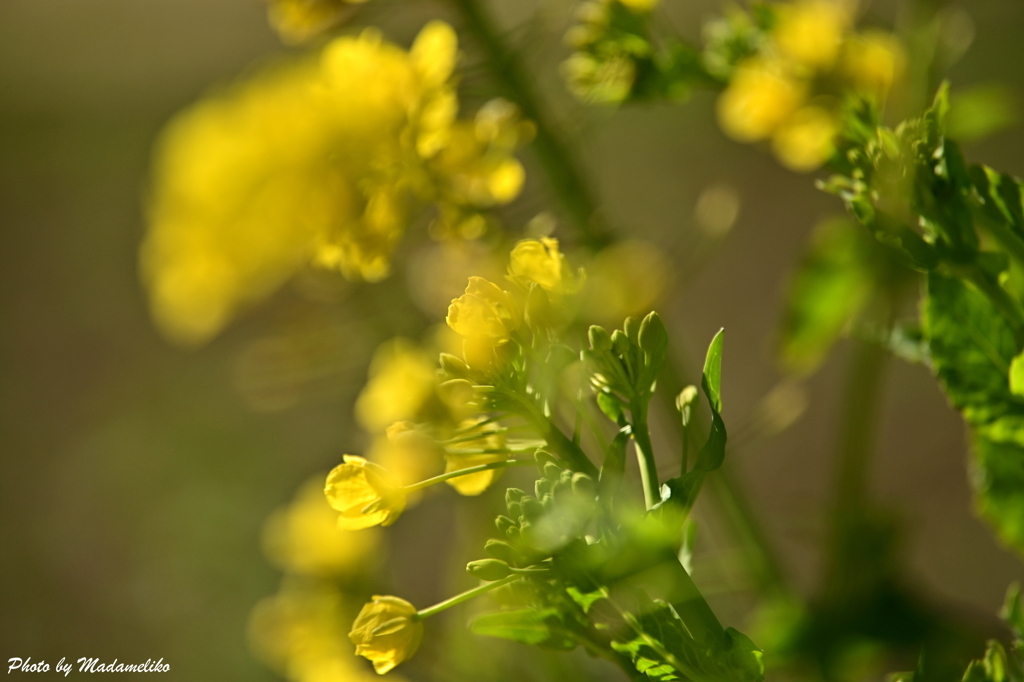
xmin=446 ymin=277 xmax=521 ymax=343
xmin=350 ymin=596 xmax=424 ymax=674
xmin=508 ymin=237 xmax=568 ymax=292
xmin=325 ymin=456 xmax=406 ymax=529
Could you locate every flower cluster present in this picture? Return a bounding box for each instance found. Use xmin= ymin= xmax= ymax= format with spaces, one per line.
xmin=140 ymin=21 xmax=530 ymax=345
xmin=713 ymin=0 xmax=904 ymax=171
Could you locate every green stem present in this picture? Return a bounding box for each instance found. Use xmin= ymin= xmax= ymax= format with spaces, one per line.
xmin=449 ymin=0 xmax=612 ymax=248
xmin=403 ymin=460 xmax=533 ymax=493
xmin=630 ymin=400 xmax=660 ymax=510
xmin=832 ymin=336 xmax=889 ymax=520
xmin=415 ymin=575 xmax=520 ymax=619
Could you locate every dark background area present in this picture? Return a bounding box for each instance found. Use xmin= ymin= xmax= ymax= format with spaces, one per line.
xmin=1 ymin=0 xmax=1022 ymax=679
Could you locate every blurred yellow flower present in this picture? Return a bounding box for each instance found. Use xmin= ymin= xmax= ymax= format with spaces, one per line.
xmin=772 ymin=105 xmax=839 ymax=171
xmin=509 ymin=237 xmax=568 ymax=292
xmin=267 ymin=0 xmax=365 ymax=44
xmin=356 ymin=340 xmax=438 ymax=434
xmin=325 ymin=456 xmax=406 ymax=529
xmin=581 ymin=240 xmax=669 ymax=324
xmin=350 ymin=596 xmax=424 ymax=674
xmin=368 ymin=423 xmax=443 ymax=488
xmin=444 ymin=420 xmax=507 ymax=496
xmin=249 ymin=582 xmax=386 ymax=682
xmin=717 ymin=58 xmax=804 ymax=142
xmin=842 ymin=30 xmax=904 ymax=98
xmin=773 ymin=0 xmax=852 ymax=71
xmin=142 ymin=21 xmax=526 ymax=345
xmin=263 ymin=477 xmax=380 ymax=576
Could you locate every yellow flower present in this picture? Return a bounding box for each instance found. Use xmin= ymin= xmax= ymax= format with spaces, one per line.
xmin=717 ymin=58 xmax=804 ymax=142
xmin=772 ymin=105 xmax=839 ymax=172
xmin=773 ymin=0 xmax=852 ymax=71
xmin=444 ymin=421 xmax=507 ymax=496
xmin=355 ymin=340 xmax=438 ymax=434
xmin=267 ymin=0 xmax=365 ymax=44
xmin=509 ymin=237 xmax=569 ymax=292
xmin=262 ymin=477 xmax=380 ymax=576
xmin=325 ymin=456 xmax=406 ymax=529
xmin=446 ymin=277 xmax=521 ymax=343
xmin=350 ymin=596 xmax=424 ymax=674
xmin=842 ymin=30 xmax=904 ymax=98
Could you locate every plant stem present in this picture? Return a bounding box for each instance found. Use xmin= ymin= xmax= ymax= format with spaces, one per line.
xmin=404 ymin=460 xmax=533 ymax=493
xmin=415 ymin=574 xmax=520 ymax=619
xmin=630 ymin=399 xmax=660 ymax=510
xmin=448 ymin=0 xmax=612 ymax=248
xmin=832 ymin=336 xmax=889 ymax=520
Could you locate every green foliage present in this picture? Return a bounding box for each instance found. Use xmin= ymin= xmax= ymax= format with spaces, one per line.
xmin=821 ymin=85 xmax=1024 ymax=556
xmin=462 ymin=327 xmax=762 ymax=681
xmin=923 ymin=274 xmax=1024 ymax=552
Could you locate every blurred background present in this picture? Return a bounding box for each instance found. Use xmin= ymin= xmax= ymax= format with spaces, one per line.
xmin=1 ymin=0 xmax=1022 ymax=679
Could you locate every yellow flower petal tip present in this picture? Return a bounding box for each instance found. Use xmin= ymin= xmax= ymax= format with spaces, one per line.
xmin=350 ymin=596 xmax=424 ymax=674
xmin=324 ymin=456 xmax=406 ymax=529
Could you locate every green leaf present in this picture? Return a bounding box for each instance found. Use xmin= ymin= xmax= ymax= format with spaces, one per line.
xmin=702 ymin=329 xmax=724 ymax=414
xmin=470 ymin=608 xmax=573 ymax=647
xmin=923 ymin=273 xmax=1019 ymax=424
xmin=1011 ymin=351 xmax=1024 ymax=397
xmin=779 ymin=217 xmax=876 ymax=374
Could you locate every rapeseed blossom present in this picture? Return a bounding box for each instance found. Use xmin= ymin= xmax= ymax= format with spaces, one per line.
xmin=349 ymin=596 xmax=423 ymax=674
xmin=325 ymin=456 xmax=406 ymax=529
xmin=446 ymin=277 xmax=522 ymax=369
xmin=141 ymin=22 xmax=527 ymax=345
xmin=715 ymin=0 xmax=904 ymax=171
